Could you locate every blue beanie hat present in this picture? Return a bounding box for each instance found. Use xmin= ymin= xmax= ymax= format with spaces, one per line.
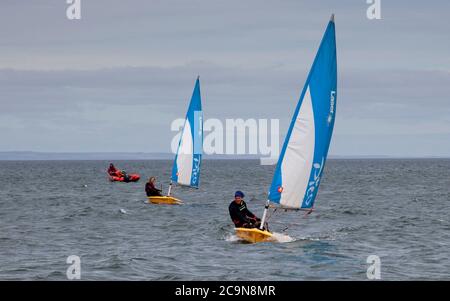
xmin=234 ymin=190 xmax=245 ymax=198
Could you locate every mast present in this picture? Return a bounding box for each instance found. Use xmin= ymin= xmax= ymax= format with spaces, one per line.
xmin=167 ymin=180 xmax=173 ymax=196
xmin=260 ymin=200 xmax=270 ymax=230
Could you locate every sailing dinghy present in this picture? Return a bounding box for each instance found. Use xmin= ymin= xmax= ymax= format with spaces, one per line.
xmin=236 ymin=15 xmax=337 ymax=243
xmin=148 ymin=77 xmax=203 ymax=205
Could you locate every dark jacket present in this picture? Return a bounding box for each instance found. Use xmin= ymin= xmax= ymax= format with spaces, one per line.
xmin=229 ymin=200 xmax=257 ymax=227
xmin=145 ymin=182 xmax=162 ymax=197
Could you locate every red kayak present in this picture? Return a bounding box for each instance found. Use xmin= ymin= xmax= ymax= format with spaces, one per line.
xmin=108 ymin=171 xmax=140 ymax=182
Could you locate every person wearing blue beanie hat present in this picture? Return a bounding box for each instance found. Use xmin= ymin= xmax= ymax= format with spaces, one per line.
xmin=229 ymin=190 xmax=261 ymax=228
xmin=234 ymin=190 xmax=245 ymax=198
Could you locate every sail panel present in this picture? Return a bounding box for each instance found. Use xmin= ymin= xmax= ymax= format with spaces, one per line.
xmin=279 ymin=87 xmax=315 ymax=208
xmin=174 ymin=119 xmax=194 ymax=185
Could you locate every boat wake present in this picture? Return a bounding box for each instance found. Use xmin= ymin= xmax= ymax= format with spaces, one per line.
xmin=270 ymin=232 xmax=295 ymax=243
xmin=224 ymin=233 xmax=241 ymax=242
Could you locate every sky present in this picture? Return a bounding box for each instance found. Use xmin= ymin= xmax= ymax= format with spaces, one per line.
xmin=0 ymin=0 xmax=449 ymax=157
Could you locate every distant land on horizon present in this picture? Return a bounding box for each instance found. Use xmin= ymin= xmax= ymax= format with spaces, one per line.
xmin=0 ymin=151 xmax=448 ymax=161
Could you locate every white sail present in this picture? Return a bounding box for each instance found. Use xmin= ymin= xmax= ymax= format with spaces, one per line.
xmin=278 ymin=87 xmax=316 ymax=208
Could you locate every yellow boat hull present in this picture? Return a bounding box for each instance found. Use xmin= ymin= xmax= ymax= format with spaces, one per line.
xmin=147 ymin=196 xmax=183 ymax=205
xmin=235 ymin=228 xmax=273 ymax=243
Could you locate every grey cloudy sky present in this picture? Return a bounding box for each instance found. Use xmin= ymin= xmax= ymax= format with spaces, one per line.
xmin=0 ymin=0 xmax=449 ymax=156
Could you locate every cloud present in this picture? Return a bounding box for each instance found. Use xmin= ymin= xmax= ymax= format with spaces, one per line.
xmin=0 ymin=1 xmax=449 ymax=155
xmin=1 ymin=0 xmax=449 ymax=71
xmin=0 ymin=65 xmax=449 ymax=155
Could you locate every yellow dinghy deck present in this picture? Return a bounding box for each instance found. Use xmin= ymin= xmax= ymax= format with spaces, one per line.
xmin=147 ymin=196 xmax=183 ymax=205
xmin=235 ymin=227 xmax=273 ymax=243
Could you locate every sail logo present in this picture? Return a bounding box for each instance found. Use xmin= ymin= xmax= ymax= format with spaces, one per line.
xmin=198 ymin=115 xmax=203 ymax=137
xmin=194 ymin=111 xmax=203 ymax=155
xmin=191 ymin=156 xmax=201 ymax=185
xmin=304 ymin=157 xmax=324 ymax=206
xmin=328 ymin=90 xmax=336 ymax=124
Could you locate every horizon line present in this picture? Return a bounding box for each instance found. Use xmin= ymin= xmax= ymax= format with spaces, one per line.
xmin=0 ymin=151 xmax=448 ymax=160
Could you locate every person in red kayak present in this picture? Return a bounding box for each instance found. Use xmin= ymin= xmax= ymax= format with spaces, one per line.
xmin=107 ymin=163 xmax=140 ymax=182
xmin=107 ymin=163 xmax=120 ymax=177
xmin=145 ymin=177 xmax=162 ymax=197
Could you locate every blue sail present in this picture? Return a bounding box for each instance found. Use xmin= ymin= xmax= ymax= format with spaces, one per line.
xmin=267 ymin=15 xmax=337 ymax=209
xmin=171 ymin=77 xmax=203 ymax=188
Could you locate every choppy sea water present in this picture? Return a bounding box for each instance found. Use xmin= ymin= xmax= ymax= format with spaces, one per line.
xmin=0 ymin=159 xmax=449 ymax=280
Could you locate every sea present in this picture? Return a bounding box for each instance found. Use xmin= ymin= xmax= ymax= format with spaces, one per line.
xmin=0 ymin=159 xmax=449 ymax=280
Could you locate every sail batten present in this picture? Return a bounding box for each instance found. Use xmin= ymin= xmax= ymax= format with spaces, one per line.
xmin=171 ymin=78 xmax=203 ymax=188
xmin=267 ymin=17 xmax=337 ymax=210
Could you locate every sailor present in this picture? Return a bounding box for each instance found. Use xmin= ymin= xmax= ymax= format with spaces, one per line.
xmin=229 ymin=191 xmax=261 ymax=228
xmin=107 ymin=163 xmax=119 ymax=176
xmin=145 ymin=177 xmax=162 ymax=196
xmin=121 ymin=170 xmax=130 ymax=183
